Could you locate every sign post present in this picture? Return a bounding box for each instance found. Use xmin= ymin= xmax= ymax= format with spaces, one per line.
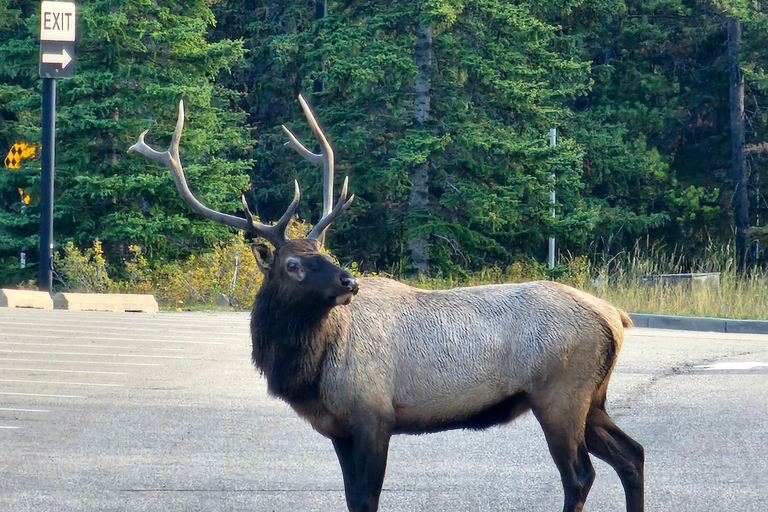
xmin=38 ymin=1 xmax=76 ymax=292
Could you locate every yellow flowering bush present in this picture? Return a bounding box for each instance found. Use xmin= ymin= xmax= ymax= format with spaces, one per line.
xmin=54 ymin=240 xmax=116 ymax=292
xmin=53 ymin=219 xmax=312 ymax=309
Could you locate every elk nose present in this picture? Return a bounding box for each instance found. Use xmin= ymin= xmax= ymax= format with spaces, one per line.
xmin=340 ymin=274 xmax=359 ymax=294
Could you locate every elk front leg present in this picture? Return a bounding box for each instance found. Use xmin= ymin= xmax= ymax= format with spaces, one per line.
xmin=332 ymin=426 xmax=391 ymax=512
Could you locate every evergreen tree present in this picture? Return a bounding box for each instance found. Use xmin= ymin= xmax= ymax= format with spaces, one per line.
xmin=0 ymin=0 xmax=40 ymax=283
xmin=580 ymin=0 xmax=768 ymax=264
xmin=0 ymin=0 xmax=247 ymax=286
xmin=213 ymin=0 xmax=616 ymax=276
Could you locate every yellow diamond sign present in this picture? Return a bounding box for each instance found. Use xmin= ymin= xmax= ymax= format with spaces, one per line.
xmin=4 ymin=143 xmax=36 ymax=169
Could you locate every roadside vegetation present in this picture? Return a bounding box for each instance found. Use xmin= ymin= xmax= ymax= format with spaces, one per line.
xmin=3 ymin=2 xmax=768 ymax=319
xmin=48 ymin=235 xmax=768 ymax=320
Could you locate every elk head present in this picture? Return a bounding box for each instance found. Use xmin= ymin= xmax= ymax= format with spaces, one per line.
xmin=128 ymin=95 xmax=359 ymax=307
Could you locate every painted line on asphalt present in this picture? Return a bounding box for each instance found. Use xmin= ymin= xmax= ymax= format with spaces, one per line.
xmin=0 ymin=358 xmax=161 ymax=367
xmin=0 ymin=318 xmax=250 ymax=334
xmin=0 ymin=333 xmax=229 ymax=345
xmin=0 ymin=350 xmax=184 ymax=359
xmin=0 ymin=391 xmax=84 ymax=398
xmin=0 ymin=342 xmax=185 ymax=352
xmin=0 ymin=379 xmax=122 ymax=387
xmin=0 ymin=426 xmax=20 ymax=429
xmin=0 ymin=327 xmax=249 ymax=339
xmin=0 ymin=317 xmax=247 ymax=332
xmin=0 ymin=313 xmax=249 ymax=323
xmin=0 ymin=367 xmax=127 ymax=375
xmin=0 ymin=407 xmax=50 ymax=413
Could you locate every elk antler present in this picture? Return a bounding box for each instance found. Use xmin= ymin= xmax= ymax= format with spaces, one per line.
xmin=282 ymin=94 xmax=354 ymax=244
xmin=128 ymin=100 xmax=299 ymax=248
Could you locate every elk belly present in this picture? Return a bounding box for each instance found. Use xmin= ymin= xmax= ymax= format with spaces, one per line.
xmin=392 ymin=384 xmax=528 ymax=433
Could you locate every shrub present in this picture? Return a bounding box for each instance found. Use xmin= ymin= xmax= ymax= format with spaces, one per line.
xmin=54 ymin=240 xmax=116 ymax=292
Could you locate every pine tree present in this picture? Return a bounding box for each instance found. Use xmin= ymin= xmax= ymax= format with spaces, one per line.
xmin=0 ymin=0 xmax=247 ymax=286
xmin=212 ymin=0 xmax=610 ymax=276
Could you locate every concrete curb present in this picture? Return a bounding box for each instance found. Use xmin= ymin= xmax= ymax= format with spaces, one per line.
xmin=52 ymin=292 xmax=158 ymax=313
xmin=630 ymin=313 xmax=768 ymax=335
xmin=0 ymin=289 xmax=54 ymax=310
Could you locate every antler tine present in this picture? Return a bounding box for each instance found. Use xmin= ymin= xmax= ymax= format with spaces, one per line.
xmin=239 ymin=181 xmax=301 ymax=246
xmin=282 ymin=94 xmax=335 ymax=219
xmin=271 ymin=180 xmax=302 ymax=235
xmin=308 ymin=176 xmax=354 ymax=240
xmin=128 ymin=100 xmax=298 ymax=248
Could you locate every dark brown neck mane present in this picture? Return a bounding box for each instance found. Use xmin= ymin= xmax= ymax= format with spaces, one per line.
xmin=250 ymin=279 xmax=341 ymax=402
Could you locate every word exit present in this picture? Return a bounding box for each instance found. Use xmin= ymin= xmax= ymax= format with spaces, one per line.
xmin=40 ymin=1 xmax=76 ymax=42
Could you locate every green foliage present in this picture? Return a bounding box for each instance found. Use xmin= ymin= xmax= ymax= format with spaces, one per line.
xmin=51 ymin=222 xmax=318 ymax=308
xmin=0 ymin=0 xmax=248 ymax=287
xmin=140 ymin=233 xmax=262 ymax=309
xmin=55 ymin=240 xmax=115 ymax=292
xmin=210 ymin=0 xmax=609 ymax=275
xmin=4 ymin=0 xmax=768 ymax=288
xmin=578 ymin=0 xmax=768 ymax=259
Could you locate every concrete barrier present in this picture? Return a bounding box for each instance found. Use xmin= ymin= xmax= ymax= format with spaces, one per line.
xmin=638 ymin=272 xmax=721 ymax=290
xmin=52 ymin=293 xmax=158 ymax=313
xmin=0 ymin=289 xmax=54 ymax=309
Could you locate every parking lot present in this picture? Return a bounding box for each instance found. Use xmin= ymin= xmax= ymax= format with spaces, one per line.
xmin=1 ymin=306 xmax=767 ymax=511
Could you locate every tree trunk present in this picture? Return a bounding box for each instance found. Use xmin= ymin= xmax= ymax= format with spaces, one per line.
xmin=408 ymin=10 xmax=432 ymax=276
xmin=728 ymin=17 xmax=750 ymax=271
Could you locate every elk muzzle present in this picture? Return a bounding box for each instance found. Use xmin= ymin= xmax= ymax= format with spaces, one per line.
xmin=336 ymin=272 xmax=359 ymax=306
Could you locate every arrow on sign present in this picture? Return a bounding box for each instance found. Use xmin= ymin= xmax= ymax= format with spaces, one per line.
xmin=41 ymin=48 xmax=72 ymax=68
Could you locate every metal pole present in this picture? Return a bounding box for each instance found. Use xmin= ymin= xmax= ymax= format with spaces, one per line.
xmin=548 ymin=128 xmax=556 ymax=269
xmin=39 ymin=77 xmax=56 ymax=292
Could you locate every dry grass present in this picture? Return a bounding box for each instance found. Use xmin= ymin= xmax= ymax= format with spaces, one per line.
xmin=57 ymin=235 xmax=768 ymax=319
xmin=573 ymin=243 xmax=768 ymax=321
xmin=407 ymin=241 xmax=768 ymax=321
xmin=590 ymin=274 xmax=768 ymax=320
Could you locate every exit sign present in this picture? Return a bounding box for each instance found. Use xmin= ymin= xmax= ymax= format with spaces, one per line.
xmin=39 ymin=1 xmax=77 ymax=79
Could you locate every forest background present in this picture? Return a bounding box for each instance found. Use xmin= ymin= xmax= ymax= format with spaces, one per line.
xmin=2 ymin=0 xmax=768 ymax=313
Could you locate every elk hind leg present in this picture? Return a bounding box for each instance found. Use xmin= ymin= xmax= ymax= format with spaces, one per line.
xmin=532 ymin=402 xmax=595 ymax=512
xmin=585 ymin=405 xmax=644 ymax=512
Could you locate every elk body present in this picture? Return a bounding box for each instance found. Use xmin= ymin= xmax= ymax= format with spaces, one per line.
xmin=129 ymin=97 xmax=644 ymax=512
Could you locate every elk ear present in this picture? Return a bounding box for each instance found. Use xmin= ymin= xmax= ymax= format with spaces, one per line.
xmin=251 ymin=243 xmax=274 ymax=272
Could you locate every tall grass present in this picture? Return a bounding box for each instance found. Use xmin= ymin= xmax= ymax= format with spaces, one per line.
xmin=405 ymin=240 xmax=768 ymax=321
xmin=54 ymin=236 xmax=768 ymax=319
xmin=570 ymin=241 xmax=768 ymax=321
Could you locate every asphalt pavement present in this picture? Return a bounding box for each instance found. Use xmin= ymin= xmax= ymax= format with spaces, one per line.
xmin=1 ymin=307 xmax=767 ymax=511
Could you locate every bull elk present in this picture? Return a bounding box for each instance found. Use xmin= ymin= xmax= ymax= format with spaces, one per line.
xmin=128 ymin=96 xmax=644 ymax=512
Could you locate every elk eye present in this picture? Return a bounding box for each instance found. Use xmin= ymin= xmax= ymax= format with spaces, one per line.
xmin=286 ymin=261 xmax=300 ymax=273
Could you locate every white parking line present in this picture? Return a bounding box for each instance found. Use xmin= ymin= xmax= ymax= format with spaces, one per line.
xmin=0 ymin=358 xmax=160 ymax=367
xmin=0 ymin=391 xmax=84 ymax=398
xmin=0 ymin=407 xmax=50 ymax=413
xmin=0 ymin=426 xmax=20 ymax=429
xmin=0 ymin=350 xmax=184 ymax=359
xmin=0 ymin=332 xmax=230 ymax=345
xmin=0 ymin=379 xmax=122 ymax=387
xmin=0 ymin=342 xmax=184 ymax=352
xmin=0 ymin=367 xmax=126 ymax=375
xmin=0 ymin=316 xmax=250 ymax=329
